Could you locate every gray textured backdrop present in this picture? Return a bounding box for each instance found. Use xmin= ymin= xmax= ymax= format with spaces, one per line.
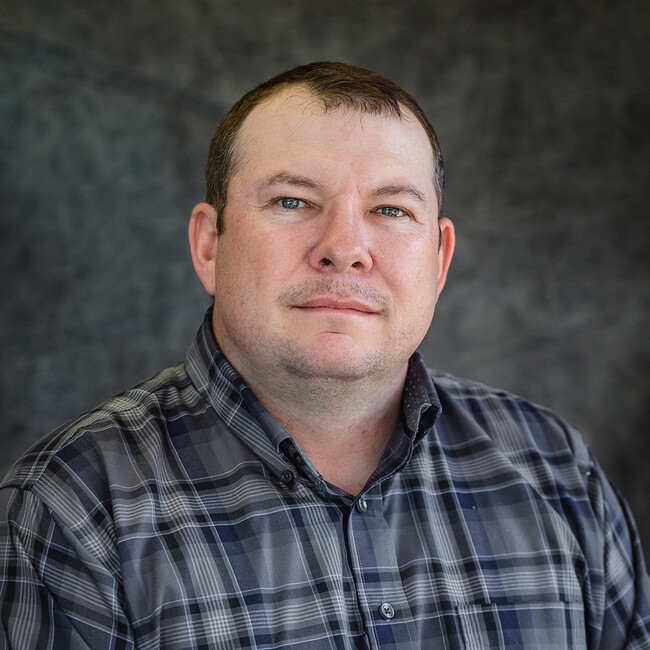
xmin=2 ymin=1 xmax=648 ymax=560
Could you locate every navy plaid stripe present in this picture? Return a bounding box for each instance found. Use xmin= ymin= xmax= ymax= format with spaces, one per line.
xmin=1 ymin=311 xmax=649 ymax=648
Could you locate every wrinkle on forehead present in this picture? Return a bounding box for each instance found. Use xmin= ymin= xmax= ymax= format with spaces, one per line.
xmin=230 ymin=87 xmax=436 ymax=203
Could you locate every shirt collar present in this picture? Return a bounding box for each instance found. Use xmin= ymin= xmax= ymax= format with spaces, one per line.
xmin=403 ymin=352 xmax=442 ymax=438
xmin=184 ymin=308 xmax=295 ymax=482
xmin=185 ymin=308 xmax=442 ymax=487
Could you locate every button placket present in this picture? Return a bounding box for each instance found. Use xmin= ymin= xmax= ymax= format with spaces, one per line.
xmin=346 ymin=486 xmax=415 ymax=641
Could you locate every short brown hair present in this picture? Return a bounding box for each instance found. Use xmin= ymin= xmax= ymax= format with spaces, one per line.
xmin=205 ymin=61 xmax=444 ymax=234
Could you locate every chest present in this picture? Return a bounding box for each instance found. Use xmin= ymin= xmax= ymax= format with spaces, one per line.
xmin=114 ymin=466 xmax=590 ymax=649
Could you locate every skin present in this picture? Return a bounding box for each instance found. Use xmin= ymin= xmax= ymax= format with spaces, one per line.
xmin=189 ymin=88 xmax=455 ymax=494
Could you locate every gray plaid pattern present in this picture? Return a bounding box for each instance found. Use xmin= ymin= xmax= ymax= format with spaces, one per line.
xmin=1 ymin=311 xmax=649 ymax=649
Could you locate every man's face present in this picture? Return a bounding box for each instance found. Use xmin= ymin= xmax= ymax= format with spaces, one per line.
xmin=195 ymin=89 xmax=454 ymax=387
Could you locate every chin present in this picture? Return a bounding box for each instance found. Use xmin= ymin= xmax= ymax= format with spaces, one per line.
xmin=281 ymin=345 xmax=395 ymax=382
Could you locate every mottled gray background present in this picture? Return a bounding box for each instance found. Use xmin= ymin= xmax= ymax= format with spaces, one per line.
xmin=1 ymin=1 xmax=648 ymax=560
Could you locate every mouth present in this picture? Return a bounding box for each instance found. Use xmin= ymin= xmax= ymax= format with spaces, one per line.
xmin=292 ymin=297 xmax=380 ymax=315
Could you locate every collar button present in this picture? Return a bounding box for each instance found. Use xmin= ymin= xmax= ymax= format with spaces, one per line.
xmin=280 ymin=469 xmax=296 ymax=488
xmin=355 ymin=497 xmax=368 ymax=513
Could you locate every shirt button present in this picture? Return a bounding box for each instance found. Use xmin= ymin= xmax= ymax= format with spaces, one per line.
xmin=355 ymin=497 xmax=368 ymax=513
xmin=280 ymin=470 xmax=295 ymax=487
xmin=379 ymin=602 xmax=395 ymax=620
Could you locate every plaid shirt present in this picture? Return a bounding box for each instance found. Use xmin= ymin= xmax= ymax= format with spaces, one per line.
xmin=2 ymin=311 xmax=649 ymax=649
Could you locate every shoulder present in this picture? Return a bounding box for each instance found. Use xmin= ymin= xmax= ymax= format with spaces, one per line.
xmin=426 ymin=369 xmax=618 ymax=542
xmin=426 ymin=369 xmax=600 ymax=522
xmin=1 ymin=362 xmax=207 ymax=498
xmin=429 ymin=369 xmax=592 ymax=470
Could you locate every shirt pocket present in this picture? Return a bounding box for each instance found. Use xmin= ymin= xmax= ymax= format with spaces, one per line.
xmin=457 ymin=600 xmax=587 ymax=649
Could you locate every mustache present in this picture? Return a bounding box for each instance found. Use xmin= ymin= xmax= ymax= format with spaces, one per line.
xmin=277 ymin=279 xmax=390 ymax=311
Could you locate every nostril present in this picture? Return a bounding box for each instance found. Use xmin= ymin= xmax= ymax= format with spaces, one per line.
xmin=321 ymin=258 xmax=333 ymax=266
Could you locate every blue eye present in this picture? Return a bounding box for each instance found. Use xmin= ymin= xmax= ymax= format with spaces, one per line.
xmin=376 ymin=206 xmax=406 ymax=218
xmin=278 ymin=197 xmax=305 ymax=209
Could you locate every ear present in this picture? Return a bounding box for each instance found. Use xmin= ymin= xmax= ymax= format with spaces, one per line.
xmin=188 ymin=202 xmax=219 ymax=296
xmin=435 ymin=216 xmax=455 ymax=299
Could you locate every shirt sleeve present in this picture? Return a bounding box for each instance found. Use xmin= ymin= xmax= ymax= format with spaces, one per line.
xmin=590 ymin=459 xmax=650 ymax=649
xmin=0 ymin=486 xmax=134 ymax=650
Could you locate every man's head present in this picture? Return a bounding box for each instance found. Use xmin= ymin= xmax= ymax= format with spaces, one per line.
xmin=189 ymin=62 xmax=454 ymax=395
xmin=205 ymin=61 xmax=445 ymax=235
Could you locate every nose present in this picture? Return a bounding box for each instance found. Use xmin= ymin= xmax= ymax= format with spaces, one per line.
xmin=308 ymin=207 xmax=372 ymax=273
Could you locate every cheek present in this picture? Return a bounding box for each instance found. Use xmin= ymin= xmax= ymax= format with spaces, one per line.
xmin=218 ymin=226 xmax=304 ymax=304
xmin=382 ymin=240 xmax=439 ymax=300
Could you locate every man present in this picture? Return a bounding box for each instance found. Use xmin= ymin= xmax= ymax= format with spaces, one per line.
xmin=1 ymin=62 xmax=648 ymax=649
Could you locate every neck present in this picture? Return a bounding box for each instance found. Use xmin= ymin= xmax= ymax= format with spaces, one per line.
xmin=246 ymin=367 xmax=407 ymax=496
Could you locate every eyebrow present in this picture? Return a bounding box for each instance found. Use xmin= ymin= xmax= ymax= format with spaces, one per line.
xmin=260 ymin=172 xmax=324 ymax=192
xmin=372 ymin=184 xmax=427 ymax=204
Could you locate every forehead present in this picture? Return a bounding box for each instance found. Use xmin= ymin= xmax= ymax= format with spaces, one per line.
xmin=232 ymin=89 xmax=436 ymax=191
